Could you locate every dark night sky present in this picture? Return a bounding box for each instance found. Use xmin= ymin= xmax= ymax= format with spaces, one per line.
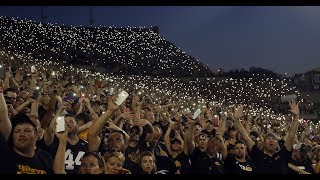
xmin=0 ymin=6 xmax=320 ymax=75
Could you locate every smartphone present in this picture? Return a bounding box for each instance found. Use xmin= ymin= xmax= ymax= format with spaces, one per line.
xmin=0 ymin=65 xmax=4 ymax=79
xmin=31 ymin=65 xmax=36 ymax=73
xmin=213 ymin=115 xmax=219 ymax=127
xmin=32 ymin=88 xmax=40 ymax=99
xmin=109 ymin=88 xmax=114 ymax=95
xmin=78 ymin=85 xmax=84 ymax=90
xmin=192 ymin=109 xmax=202 ymax=120
xmin=56 ymin=116 xmax=65 ymax=133
xmin=63 ymin=91 xmax=78 ymax=102
xmin=115 ymin=90 xmax=129 ymax=106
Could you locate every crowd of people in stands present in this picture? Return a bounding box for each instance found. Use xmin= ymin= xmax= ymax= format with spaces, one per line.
xmin=0 ymin=17 xmax=319 ymax=174
xmin=0 ymin=16 xmax=213 ymax=77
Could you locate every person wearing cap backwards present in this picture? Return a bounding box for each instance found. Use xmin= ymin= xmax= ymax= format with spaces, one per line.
xmin=0 ymin=81 xmax=53 ymax=174
xmin=232 ymin=100 xmax=300 ymax=174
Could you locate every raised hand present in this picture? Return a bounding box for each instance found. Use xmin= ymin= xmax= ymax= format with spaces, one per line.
xmin=233 ymin=104 xmax=244 ymax=120
xmin=174 ymin=111 xmax=182 ymax=121
xmin=55 ymin=126 xmax=68 ymax=143
xmin=247 ymin=113 xmax=253 ymax=123
xmin=122 ymin=112 xmax=136 ymax=120
xmin=84 ymin=98 xmax=91 ymax=106
xmin=117 ymin=168 xmax=131 ymax=174
xmin=289 ymin=100 xmax=300 ymax=117
xmin=132 ymin=119 xmax=149 ymax=127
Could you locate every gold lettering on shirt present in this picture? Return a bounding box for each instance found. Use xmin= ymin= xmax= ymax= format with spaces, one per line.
xmin=238 ymin=164 xmax=253 ymax=172
xmin=17 ymin=165 xmax=47 ymax=174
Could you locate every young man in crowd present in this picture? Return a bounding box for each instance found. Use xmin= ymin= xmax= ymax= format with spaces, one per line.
xmin=233 ymin=100 xmax=300 ymax=174
xmin=224 ymin=140 xmax=255 ymax=174
xmin=0 ymin=81 xmax=53 ymax=174
xmin=186 ymin=115 xmax=227 ymax=174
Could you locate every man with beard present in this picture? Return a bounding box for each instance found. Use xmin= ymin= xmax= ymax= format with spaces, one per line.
xmin=49 ymin=114 xmax=88 ymax=174
xmin=123 ymin=125 xmax=142 ymax=174
xmin=224 ymin=140 xmax=255 ymax=174
xmin=186 ymin=116 xmax=227 ymax=174
xmin=45 ymin=102 xmax=88 ymax=174
xmin=164 ymin=123 xmax=191 ymax=174
xmin=232 ymin=100 xmax=300 ymax=174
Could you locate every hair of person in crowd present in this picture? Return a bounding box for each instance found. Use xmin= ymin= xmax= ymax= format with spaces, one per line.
xmin=103 ymin=151 xmax=125 ymax=174
xmin=139 ymin=151 xmax=157 ymax=174
xmin=79 ymin=151 xmax=106 ymax=174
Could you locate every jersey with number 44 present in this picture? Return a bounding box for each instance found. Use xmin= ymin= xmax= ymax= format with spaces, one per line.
xmin=64 ymin=139 xmax=88 ymax=174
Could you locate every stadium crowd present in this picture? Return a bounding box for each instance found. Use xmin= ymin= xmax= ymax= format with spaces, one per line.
xmin=0 ymin=17 xmax=319 ymax=174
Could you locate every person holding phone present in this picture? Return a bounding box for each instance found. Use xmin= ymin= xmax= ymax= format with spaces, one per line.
xmin=44 ymin=102 xmax=88 ymax=174
xmin=87 ymin=92 xmax=127 ymax=154
xmin=0 ymin=81 xmax=53 ymax=174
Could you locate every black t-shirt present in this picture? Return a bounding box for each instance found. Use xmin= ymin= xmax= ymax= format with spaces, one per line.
xmin=224 ymin=154 xmax=255 ymax=174
xmin=288 ymin=158 xmax=315 ymax=174
xmin=49 ymin=136 xmax=88 ymax=174
xmin=190 ymin=147 xmax=224 ymax=174
xmin=170 ymin=151 xmax=191 ymax=174
xmin=38 ymin=105 xmax=47 ymax=122
xmin=0 ymin=133 xmax=53 ymax=174
xmin=137 ymin=139 xmax=154 ymax=153
xmin=156 ymin=155 xmax=178 ymax=174
xmin=249 ymin=145 xmax=291 ymax=174
xmin=124 ymin=144 xmax=140 ymax=174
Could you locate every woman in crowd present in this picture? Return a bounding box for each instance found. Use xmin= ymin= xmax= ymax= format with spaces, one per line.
xmin=103 ymin=151 xmax=131 ymax=174
xmin=138 ymin=151 xmax=157 ymax=174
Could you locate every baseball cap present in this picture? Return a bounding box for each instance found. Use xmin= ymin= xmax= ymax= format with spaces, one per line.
xmin=170 ymin=138 xmax=182 ymax=145
xmin=264 ymin=132 xmax=279 ymax=140
xmin=8 ymin=113 xmax=38 ymax=147
xmin=293 ymin=143 xmax=309 ymax=152
xmin=11 ymin=113 xmax=38 ymax=131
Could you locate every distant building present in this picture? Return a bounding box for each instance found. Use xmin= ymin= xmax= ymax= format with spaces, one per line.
xmin=294 ymin=68 xmax=320 ymax=90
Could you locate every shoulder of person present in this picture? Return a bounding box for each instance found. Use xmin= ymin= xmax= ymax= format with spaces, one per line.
xmin=36 ymin=147 xmax=53 ymax=160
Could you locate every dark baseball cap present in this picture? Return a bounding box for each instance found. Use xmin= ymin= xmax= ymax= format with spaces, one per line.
xmin=264 ymin=132 xmax=279 ymax=140
xmin=11 ymin=113 xmax=38 ymax=131
xmin=170 ymin=138 xmax=182 ymax=145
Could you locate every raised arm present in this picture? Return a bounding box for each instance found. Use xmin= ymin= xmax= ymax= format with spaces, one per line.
xmin=284 ymin=100 xmax=300 ymax=152
xmin=288 ymin=163 xmax=311 ymax=174
xmin=41 ymin=91 xmax=57 ymax=129
xmin=185 ymin=117 xmax=196 ymax=155
xmin=233 ymin=105 xmax=255 ymax=152
xmin=216 ymin=118 xmax=228 ymax=160
xmin=106 ymin=121 xmax=130 ymax=141
xmin=84 ymin=98 xmax=99 ymax=120
xmin=14 ymin=99 xmax=32 ymax=113
xmin=113 ymin=111 xmax=135 ymax=127
xmin=53 ymin=129 xmax=68 ymax=174
xmin=43 ymin=101 xmax=68 ymax=146
xmin=76 ymin=98 xmax=84 ymax=115
xmin=87 ymin=102 xmax=118 ymax=152
xmin=164 ymin=123 xmax=174 ymax=156
xmin=0 ymin=80 xmax=12 ymax=141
